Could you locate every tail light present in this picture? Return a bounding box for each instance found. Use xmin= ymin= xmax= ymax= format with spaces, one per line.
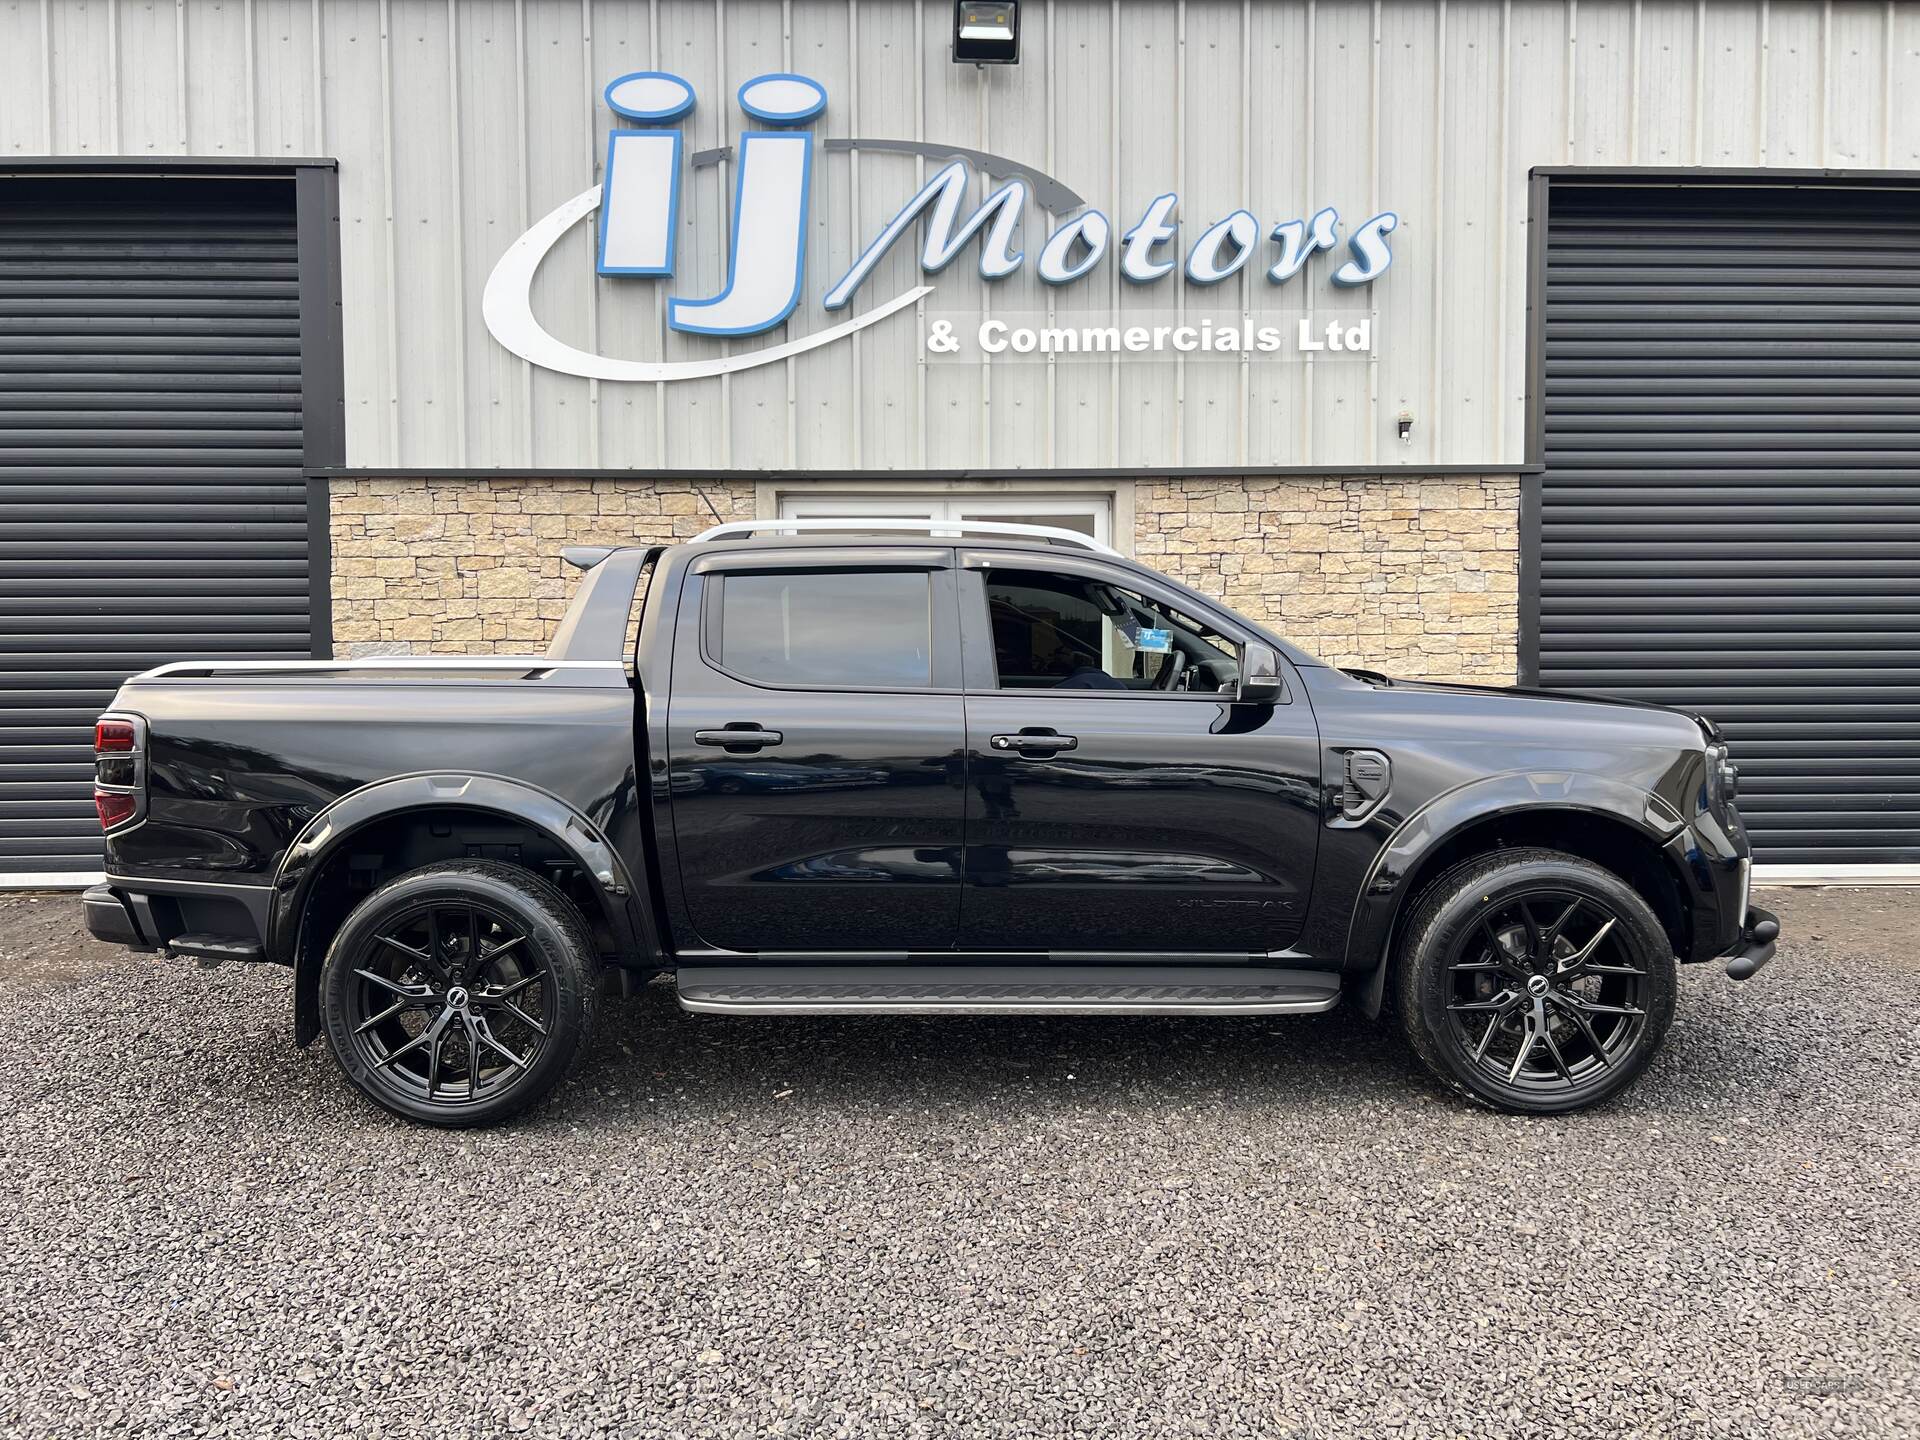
xmin=94 ymin=712 xmax=148 ymax=831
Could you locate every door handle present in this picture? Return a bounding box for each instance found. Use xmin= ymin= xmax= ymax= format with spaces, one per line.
xmin=990 ymin=730 xmax=1078 ymax=755
xmin=695 ymin=726 xmax=783 ymax=751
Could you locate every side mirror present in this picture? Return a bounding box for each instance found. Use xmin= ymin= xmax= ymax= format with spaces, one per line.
xmin=1237 ymin=642 xmax=1284 ymax=704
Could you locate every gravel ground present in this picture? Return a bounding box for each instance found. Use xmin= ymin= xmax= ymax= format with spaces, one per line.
xmin=0 ymin=887 xmax=1913 ymax=1440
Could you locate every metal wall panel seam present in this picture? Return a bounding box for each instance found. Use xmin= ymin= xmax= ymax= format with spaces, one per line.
xmin=1692 ymin=0 xmax=1705 ymax=164
xmin=581 ymin=0 xmax=601 ymax=468
xmin=378 ymin=0 xmax=401 ymax=464
xmin=712 ymin=0 xmax=728 ymax=472
xmin=174 ymin=0 xmax=188 ymax=150
xmin=848 ymin=0 xmax=863 ymax=469
xmin=108 ymin=0 xmax=122 ymax=150
xmin=516 ymin=0 xmax=534 ymax=468
xmin=784 ymin=0 xmax=797 ymax=469
xmin=1173 ymin=0 xmax=1185 ymax=469
xmin=1301 ymin=0 xmax=1315 ymax=465
xmin=1367 ymin=0 xmax=1382 ymax=468
xmin=1043 ymin=0 xmax=1055 ymax=470
xmin=40 ymin=0 xmax=53 ymax=152
xmin=1757 ymin=0 xmax=1769 ymax=165
xmin=1237 ymin=0 xmax=1250 ymax=468
xmin=174 ymin=0 xmax=187 ymax=149
xmin=446 ymin=0 xmax=468 ymax=469
xmin=1108 ymin=0 xmax=1119 ymax=470
xmin=978 ymin=55 xmax=991 ymax=468
xmin=244 ymin=0 xmax=258 ymax=154
xmin=1496 ymin=0 xmax=1511 ymax=464
xmin=1566 ymin=0 xmax=1578 ymax=164
xmin=1883 ymin=0 xmax=1895 ymax=165
xmin=1820 ymin=0 xmax=1831 ymax=166
xmin=1628 ymin=0 xmax=1641 ymax=162
xmin=310 ymin=0 xmax=325 ymax=157
xmin=1428 ymin=0 xmax=1443 ymax=462
xmin=916 ymin=0 xmax=928 ymax=471
xmin=651 ymin=0 xmax=666 ymax=468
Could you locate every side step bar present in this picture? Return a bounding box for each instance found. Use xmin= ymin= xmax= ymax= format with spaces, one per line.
xmin=675 ymin=965 xmax=1342 ymax=1016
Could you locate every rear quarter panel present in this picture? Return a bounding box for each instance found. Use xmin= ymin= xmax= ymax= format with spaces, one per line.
xmin=103 ymin=676 xmax=640 ymax=888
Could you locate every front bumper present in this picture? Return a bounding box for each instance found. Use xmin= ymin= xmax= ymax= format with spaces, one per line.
xmin=1722 ymin=904 xmax=1780 ymax=981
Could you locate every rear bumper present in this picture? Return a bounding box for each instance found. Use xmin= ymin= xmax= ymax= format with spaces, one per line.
xmin=83 ymin=883 xmax=156 ymax=951
xmin=81 ymin=875 xmax=274 ymax=960
xmin=1722 ymin=904 xmax=1780 ymax=981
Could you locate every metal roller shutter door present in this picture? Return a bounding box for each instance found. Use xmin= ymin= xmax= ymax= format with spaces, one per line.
xmin=1538 ymin=180 xmax=1920 ymax=867
xmin=0 ymin=175 xmax=311 ymax=882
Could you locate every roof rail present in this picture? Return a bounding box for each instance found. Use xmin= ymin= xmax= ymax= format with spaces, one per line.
xmin=690 ymin=517 xmax=1122 ymax=557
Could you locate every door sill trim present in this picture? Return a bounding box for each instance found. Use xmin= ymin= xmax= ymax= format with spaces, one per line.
xmin=675 ymin=963 xmax=1342 ymax=1017
xmin=679 ymin=995 xmax=1341 ymax=1016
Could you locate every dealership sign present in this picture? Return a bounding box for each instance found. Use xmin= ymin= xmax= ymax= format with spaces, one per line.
xmin=483 ymin=71 xmax=1397 ymax=382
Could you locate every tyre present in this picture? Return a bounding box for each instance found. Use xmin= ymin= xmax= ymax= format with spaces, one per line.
xmin=1394 ymin=847 xmax=1677 ymax=1114
xmin=319 ymin=860 xmax=600 ymax=1126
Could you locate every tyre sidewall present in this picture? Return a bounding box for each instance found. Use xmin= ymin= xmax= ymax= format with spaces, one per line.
xmin=320 ymin=865 xmax=595 ymax=1126
xmin=1405 ymin=854 xmax=1678 ymax=1114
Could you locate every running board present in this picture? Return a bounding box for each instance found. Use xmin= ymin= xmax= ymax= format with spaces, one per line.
xmin=674 ymin=965 xmax=1343 ymax=1016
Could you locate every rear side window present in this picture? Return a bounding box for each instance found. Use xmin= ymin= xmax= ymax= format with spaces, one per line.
xmin=716 ymin=570 xmax=934 ymax=688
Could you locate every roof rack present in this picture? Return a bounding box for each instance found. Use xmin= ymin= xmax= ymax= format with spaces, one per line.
xmin=690 ymin=517 xmax=1121 ymax=557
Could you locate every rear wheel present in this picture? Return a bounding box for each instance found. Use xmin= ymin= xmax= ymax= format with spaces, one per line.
xmin=319 ymin=860 xmax=600 ymax=1126
xmin=1395 ymin=848 xmax=1677 ymax=1114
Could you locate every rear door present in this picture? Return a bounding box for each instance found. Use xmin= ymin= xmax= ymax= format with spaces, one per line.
xmin=956 ymin=552 xmax=1322 ymax=955
xmin=663 ymin=547 xmax=966 ymax=953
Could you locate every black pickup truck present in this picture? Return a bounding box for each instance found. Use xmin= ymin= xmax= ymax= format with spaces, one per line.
xmin=83 ymin=519 xmax=1777 ymax=1125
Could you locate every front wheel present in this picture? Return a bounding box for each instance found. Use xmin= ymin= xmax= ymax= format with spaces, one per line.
xmin=1395 ymin=848 xmax=1677 ymax=1114
xmin=319 ymin=860 xmax=600 ymax=1126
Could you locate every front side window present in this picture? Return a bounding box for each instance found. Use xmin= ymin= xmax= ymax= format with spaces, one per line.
xmin=983 ymin=568 xmax=1240 ymax=692
xmin=716 ymin=570 xmax=933 ymax=688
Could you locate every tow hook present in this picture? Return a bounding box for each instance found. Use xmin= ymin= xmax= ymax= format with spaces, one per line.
xmin=1725 ymin=906 xmax=1780 ymax=982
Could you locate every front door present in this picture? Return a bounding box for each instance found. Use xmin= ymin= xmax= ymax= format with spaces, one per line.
xmin=956 ymin=554 xmax=1322 ymax=955
xmin=664 ymin=548 xmax=966 ymax=953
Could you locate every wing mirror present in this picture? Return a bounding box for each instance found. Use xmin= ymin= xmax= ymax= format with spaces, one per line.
xmin=1237 ymin=642 xmax=1284 ymax=704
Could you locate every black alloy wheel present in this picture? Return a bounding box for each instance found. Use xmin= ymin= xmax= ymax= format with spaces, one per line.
xmin=1396 ymin=848 xmax=1677 ymax=1114
xmin=344 ymin=897 xmax=552 ymax=1100
xmin=1443 ymin=889 xmax=1649 ymax=1091
xmin=319 ymin=861 xmax=599 ymax=1126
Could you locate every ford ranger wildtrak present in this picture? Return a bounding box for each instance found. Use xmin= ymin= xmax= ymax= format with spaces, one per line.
xmin=82 ymin=519 xmax=1778 ymax=1125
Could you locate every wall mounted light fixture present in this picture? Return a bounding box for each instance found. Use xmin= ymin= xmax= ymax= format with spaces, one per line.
xmin=954 ymin=2 xmax=1020 ymax=65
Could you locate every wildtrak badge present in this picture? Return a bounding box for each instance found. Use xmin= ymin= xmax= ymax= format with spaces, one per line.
xmin=482 ymin=71 xmax=1398 ymax=383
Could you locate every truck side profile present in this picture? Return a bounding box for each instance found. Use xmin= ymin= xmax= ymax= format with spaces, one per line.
xmin=83 ymin=521 xmax=1779 ymax=1124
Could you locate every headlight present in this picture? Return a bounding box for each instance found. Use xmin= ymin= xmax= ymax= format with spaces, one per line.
xmin=1704 ymin=743 xmax=1740 ymax=815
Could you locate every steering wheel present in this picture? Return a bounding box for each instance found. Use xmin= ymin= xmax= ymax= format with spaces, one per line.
xmin=1151 ymin=650 xmax=1189 ymax=692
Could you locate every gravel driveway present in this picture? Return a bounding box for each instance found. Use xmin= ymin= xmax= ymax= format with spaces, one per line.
xmin=0 ymin=886 xmax=1913 ymax=1439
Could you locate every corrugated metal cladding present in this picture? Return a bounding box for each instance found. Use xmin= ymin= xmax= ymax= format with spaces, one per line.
xmin=0 ymin=176 xmax=311 ymax=879
xmin=1537 ymin=180 xmax=1920 ymax=866
xmin=6 ymin=1 xmax=1920 ymax=473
